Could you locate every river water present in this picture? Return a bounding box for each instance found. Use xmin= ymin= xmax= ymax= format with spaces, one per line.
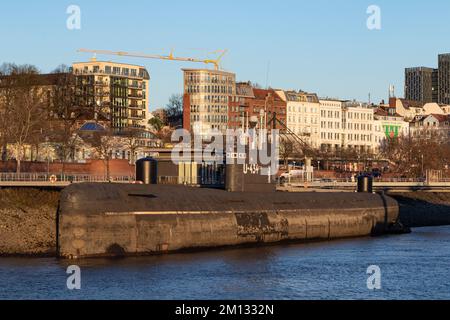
xmin=1 ymin=226 xmax=450 ymax=300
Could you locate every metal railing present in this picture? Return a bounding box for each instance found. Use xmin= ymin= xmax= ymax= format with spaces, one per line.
xmin=0 ymin=173 xmax=224 ymax=186
xmin=279 ymin=176 xmax=450 ymax=184
xmin=0 ymin=173 xmax=135 ymax=183
xmin=277 ymin=176 xmax=450 ymax=188
xmin=157 ymin=175 xmax=225 ymax=186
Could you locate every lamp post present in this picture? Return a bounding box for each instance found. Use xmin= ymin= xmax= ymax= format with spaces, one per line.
xmin=421 ymin=154 xmax=424 ymax=179
xmin=45 ymin=136 xmax=50 ymax=176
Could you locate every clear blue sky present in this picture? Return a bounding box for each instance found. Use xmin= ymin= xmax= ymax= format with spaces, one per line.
xmin=1 ymin=0 xmax=449 ymax=110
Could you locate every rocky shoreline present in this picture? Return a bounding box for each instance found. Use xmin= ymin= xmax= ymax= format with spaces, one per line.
xmin=0 ymin=188 xmax=59 ymax=256
xmin=1 ymin=188 xmax=450 ymax=257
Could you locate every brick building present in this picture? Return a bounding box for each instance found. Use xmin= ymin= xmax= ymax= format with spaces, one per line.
xmin=228 ymin=82 xmax=286 ymax=132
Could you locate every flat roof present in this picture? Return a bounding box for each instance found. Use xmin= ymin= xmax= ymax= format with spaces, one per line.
xmin=182 ymin=68 xmax=235 ymax=75
xmin=73 ymin=60 xmax=148 ymax=69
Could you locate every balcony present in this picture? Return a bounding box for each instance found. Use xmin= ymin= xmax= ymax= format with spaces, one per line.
xmin=129 ymin=113 xmax=145 ymax=120
xmin=74 ymin=69 xmax=106 ymax=75
xmin=94 ymin=91 xmax=110 ymax=97
xmin=128 ymin=104 xmax=144 ymax=109
xmin=128 ymin=93 xmax=144 ymax=99
xmin=128 ymin=83 xmax=143 ymax=89
xmin=95 ymin=81 xmax=109 ymax=86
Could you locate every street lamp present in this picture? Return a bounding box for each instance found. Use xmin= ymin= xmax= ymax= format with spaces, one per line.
xmin=421 ymin=154 xmax=424 ymax=179
xmin=45 ymin=136 xmax=50 ymax=176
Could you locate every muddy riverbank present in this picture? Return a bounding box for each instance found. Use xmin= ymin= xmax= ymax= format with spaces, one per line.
xmin=0 ymin=188 xmax=59 ymax=256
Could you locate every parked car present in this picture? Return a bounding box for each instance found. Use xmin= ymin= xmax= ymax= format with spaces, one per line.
xmin=278 ymin=170 xmax=304 ymax=184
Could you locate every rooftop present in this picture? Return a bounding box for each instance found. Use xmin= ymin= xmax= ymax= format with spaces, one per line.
xmin=182 ymin=68 xmax=235 ymax=75
xmin=79 ymin=122 xmax=106 ymax=132
xmin=72 ymin=60 xmax=148 ymax=69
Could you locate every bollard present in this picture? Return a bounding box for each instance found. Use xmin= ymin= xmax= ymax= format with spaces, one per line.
xmin=136 ymin=157 xmax=158 ymax=185
xmin=357 ymin=175 xmax=373 ymax=193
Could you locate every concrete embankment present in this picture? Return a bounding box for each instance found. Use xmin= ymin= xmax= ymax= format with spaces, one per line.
xmin=389 ymin=192 xmax=450 ymax=228
xmin=0 ymin=188 xmax=58 ymax=256
xmin=58 ymin=183 xmax=399 ymax=259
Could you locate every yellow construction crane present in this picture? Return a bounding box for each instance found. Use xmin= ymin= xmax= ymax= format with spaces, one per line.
xmin=77 ymin=48 xmax=228 ymax=71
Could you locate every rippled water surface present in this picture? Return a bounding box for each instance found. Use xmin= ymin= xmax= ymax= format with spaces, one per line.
xmin=1 ymin=226 xmax=450 ymax=300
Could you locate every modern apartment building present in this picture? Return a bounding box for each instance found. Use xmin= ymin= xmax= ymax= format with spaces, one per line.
xmin=277 ymin=90 xmax=320 ymax=148
xmin=404 ymin=67 xmax=438 ymax=103
xmin=182 ymin=68 xmax=236 ymax=135
xmin=72 ymin=59 xmax=150 ymax=131
xmin=438 ymin=54 xmax=450 ymax=105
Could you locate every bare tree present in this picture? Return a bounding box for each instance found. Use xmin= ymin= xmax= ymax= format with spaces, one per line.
xmin=0 ymin=63 xmax=16 ymax=161
xmin=0 ymin=64 xmax=47 ymax=173
xmin=48 ymin=65 xmax=84 ymax=173
xmin=85 ymin=128 xmax=118 ymax=180
xmin=381 ymin=134 xmax=450 ymax=178
xmin=165 ymin=94 xmax=183 ymax=128
xmin=279 ymin=138 xmax=294 ymax=170
xmin=120 ymin=128 xmax=145 ymax=164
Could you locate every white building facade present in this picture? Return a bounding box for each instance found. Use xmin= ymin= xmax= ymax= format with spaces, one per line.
xmin=319 ymin=99 xmax=377 ymax=153
xmin=277 ymin=91 xmax=320 ymax=148
xmin=318 ymin=99 xmax=344 ymax=152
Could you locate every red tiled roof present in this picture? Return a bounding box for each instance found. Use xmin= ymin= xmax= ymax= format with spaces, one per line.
xmin=374 ymin=107 xmax=403 ymax=118
xmin=374 ymin=108 xmax=388 ymax=116
xmin=252 ymin=88 xmax=283 ymax=101
xmin=428 ymin=114 xmax=450 ymax=122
